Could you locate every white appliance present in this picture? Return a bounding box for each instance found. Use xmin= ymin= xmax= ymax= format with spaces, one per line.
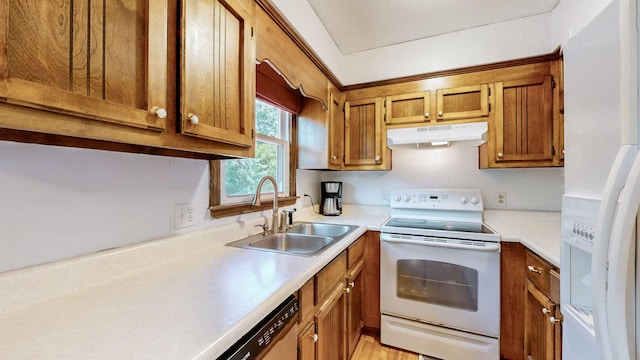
xmin=379 ymin=188 xmax=501 ymax=359
xmin=562 ymin=0 xmax=640 ymax=359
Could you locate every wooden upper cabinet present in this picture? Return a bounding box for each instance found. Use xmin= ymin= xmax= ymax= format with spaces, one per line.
xmin=180 ymin=0 xmax=255 ymax=149
xmin=436 ymin=84 xmax=489 ymax=121
xmin=0 ymin=0 xmax=168 ymax=131
xmin=495 ymin=76 xmax=554 ymax=163
xmin=328 ymin=90 xmax=344 ymax=167
xmin=344 ymin=97 xmax=387 ymax=168
xmin=385 ymin=91 xmax=431 ymax=125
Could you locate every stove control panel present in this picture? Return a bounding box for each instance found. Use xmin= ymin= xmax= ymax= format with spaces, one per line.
xmin=390 ymin=188 xmax=484 ymax=211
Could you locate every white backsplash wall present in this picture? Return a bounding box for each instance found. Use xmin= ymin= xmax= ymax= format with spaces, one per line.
xmin=0 ymin=141 xmax=213 ymax=272
xmin=0 ymin=141 xmax=322 ymax=273
xmin=321 ymin=146 xmax=564 ymax=211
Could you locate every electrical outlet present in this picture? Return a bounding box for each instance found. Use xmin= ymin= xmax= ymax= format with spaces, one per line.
xmin=173 ymin=203 xmax=195 ymax=229
xmin=496 ymin=192 xmax=506 ymax=208
xmin=380 ymin=191 xmax=388 ymax=202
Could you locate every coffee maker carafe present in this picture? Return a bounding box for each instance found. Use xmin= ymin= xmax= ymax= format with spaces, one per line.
xmin=320 ymin=181 xmax=342 ymax=216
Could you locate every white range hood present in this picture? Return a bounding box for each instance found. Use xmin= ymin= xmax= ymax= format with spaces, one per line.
xmin=387 ymin=122 xmax=488 ymax=149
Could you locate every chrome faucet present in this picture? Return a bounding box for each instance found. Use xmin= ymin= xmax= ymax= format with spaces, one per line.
xmin=252 ymin=176 xmax=279 ymax=234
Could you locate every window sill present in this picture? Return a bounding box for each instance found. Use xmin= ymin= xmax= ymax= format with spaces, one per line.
xmin=209 ymin=196 xmax=298 ymax=219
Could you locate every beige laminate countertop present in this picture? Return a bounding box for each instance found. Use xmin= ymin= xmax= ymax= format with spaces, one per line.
xmin=0 ymin=205 xmax=559 ymax=359
xmin=484 ymin=210 xmax=562 ymax=267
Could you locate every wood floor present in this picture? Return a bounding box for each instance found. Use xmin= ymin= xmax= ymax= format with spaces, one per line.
xmin=351 ymin=332 xmax=418 ymax=360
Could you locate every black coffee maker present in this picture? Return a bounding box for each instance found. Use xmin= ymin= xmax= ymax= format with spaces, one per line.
xmin=320 ymin=181 xmax=342 ymax=216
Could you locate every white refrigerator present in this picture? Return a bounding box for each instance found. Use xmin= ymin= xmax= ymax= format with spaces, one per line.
xmin=562 ymin=0 xmax=640 ymax=359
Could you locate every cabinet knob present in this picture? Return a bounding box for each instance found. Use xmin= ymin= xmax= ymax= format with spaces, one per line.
xmin=542 ymin=307 xmax=550 ymax=315
xmin=497 ymin=152 xmax=504 ymax=159
xmin=550 ymin=316 xmax=561 ymax=325
xmin=150 ymin=106 xmax=167 ymax=119
xmin=349 ymin=281 xmax=355 ymax=288
xmin=188 ymin=113 xmax=199 ymax=125
xmin=311 ymin=333 xmax=318 ymax=342
xmin=438 ymin=111 xmax=443 ymax=117
xmin=345 ymin=287 xmax=351 ymax=294
xmin=332 ymin=155 xmax=338 ymax=161
xmin=528 ymin=265 xmax=542 ymax=274
xmin=425 ymin=112 xmax=430 ymax=118
xmin=375 ymin=155 xmax=381 ymax=164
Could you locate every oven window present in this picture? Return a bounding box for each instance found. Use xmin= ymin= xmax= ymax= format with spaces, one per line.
xmin=396 ymin=259 xmax=478 ymax=311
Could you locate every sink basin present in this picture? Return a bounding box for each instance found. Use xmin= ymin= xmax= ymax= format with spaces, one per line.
xmin=286 ymin=223 xmax=354 ymax=237
xmin=226 ymin=222 xmax=359 ymax=257
xmin=249 ymin=233 xmax=334 ymax=255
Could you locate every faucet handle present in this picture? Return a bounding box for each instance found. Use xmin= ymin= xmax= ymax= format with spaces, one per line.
xmin=254 ymin=223 xmax=269 ymax=236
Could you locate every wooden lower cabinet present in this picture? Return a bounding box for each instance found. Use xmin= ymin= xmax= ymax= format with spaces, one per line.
xmin=297 ymin=234 xmax=366 ymax=360
xmin=524 ymin=280 xmax=556 ymax=360
xmin=346 ymin=258 xmax=364 ymax=357
xmin=500 ymin=243 xmax=562 ymax=360
xmin=299 ymin=321 xmax=317 ymax=360
xmin=316 ymin=282 xmax=347 ymax=360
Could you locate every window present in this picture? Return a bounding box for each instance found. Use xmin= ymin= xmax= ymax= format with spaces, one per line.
xmin=220 ymin=100 xmax=291 ymax=204
xmin=209 ymin=62 xmax=301 ymax=219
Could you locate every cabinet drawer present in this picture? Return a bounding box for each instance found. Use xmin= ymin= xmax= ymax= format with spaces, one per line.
xmin=347 ymin=235 xmax=365 ymax=270
xmin=525 ymin=250 xmax=551 ymax=294
xmin=298 ymin=277 xmax=315 ymax=326
xmin=316 ymin=252 xmax=347 ymax=305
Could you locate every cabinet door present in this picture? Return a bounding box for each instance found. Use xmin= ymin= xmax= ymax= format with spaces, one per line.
xmin=346 ymin=262 xmax=364 ymax=359
xmin=436 ymin=84 xmax=489 ymax=121
xmin=385 ymin=91 xmax=431 ymax=125
xmin=298 ymin=321 xmax=317 ymax=360
xmin=495 ymin=76 xmax=553 ymax=163
xmin=316 ymin=282 xmax=347 ymax=360
xmin=181 ymin=0 xmax=254 ymax=149
xmin=1 ymin=0 xmax=168 ymax=131
xmin=344 ymin=97 xmax=384 ymax=167
xmin=328 ymin=89 xmax=344 ymax=167
xmin=524 ymin=280 xmax=556 ymax=360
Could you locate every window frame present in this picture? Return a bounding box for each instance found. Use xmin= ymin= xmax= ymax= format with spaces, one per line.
xmin=219 ymin=104 xmax=292 ymax=205
xmin=209 ymin=107 xmax=298 ymax=219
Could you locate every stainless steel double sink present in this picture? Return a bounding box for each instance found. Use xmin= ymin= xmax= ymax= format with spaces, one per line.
xmin=226 ymin=222 xmax=359 ymax=257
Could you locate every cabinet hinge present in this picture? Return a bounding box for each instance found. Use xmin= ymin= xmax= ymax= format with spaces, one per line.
xmin=251 ymin=129 xmax=254 ymax=139
xmin=488 ymin=103 xmax=492 ymax=112
xmin=551 ymin=78 xmax=556 ymax=89
xmin=488 ymin=87 xmax=491 ymax=96
xmin=552 ymin=145 xmax=556 ymax=156
xmin=251 ymin=27 xmax=254 ymax=38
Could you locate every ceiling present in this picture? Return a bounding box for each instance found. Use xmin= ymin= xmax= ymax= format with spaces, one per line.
xmin=306 ymin=0 xmax=561 ymax=55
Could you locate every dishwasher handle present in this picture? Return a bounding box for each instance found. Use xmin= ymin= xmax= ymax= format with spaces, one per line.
xmin=380 ymin=233 xmax=500 ymax=252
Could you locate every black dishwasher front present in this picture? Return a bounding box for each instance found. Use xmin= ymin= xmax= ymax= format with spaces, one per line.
xmin=217 ymin=295 xmax=299 ymax=360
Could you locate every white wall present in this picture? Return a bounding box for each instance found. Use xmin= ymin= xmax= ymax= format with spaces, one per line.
xmin=0 ymin=140 xmax=321 ymax=272
xmin=341 ymin=14 xmax=551 ymax=85
xmin=271 ymin=0 xmax=555 ymax=85
xmin=272 ymin=0 xmax=615 ymax=85
xmin=550 ymin=0 xmax=614 ymax=48
xmin=320 ymin=147 xmax=564 ymax=211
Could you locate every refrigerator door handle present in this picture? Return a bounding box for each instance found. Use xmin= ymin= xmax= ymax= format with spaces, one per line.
xmin=606 ymin=153 xmax=640 ymax=360
xmin=592 ymin=145 xmax=637 ymax=360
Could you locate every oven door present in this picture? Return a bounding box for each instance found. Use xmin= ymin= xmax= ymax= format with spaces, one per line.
xmin=380 ymin=233 xmax=500 ymax=337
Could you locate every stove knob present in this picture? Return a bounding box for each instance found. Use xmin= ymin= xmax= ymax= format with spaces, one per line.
xmin=403 ymin=195 xmax=411 ymax=202
xmin=470 ymin=196 xmax=480 ymax=205
xmin=460 ymin=196 xmax=469 ymax=204
xmin=394 ymin=194 xmax=402 ymax=202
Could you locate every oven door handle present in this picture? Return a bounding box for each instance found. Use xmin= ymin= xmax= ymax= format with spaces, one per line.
xmin=380 ymin=234 xmax=500 ymax=252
